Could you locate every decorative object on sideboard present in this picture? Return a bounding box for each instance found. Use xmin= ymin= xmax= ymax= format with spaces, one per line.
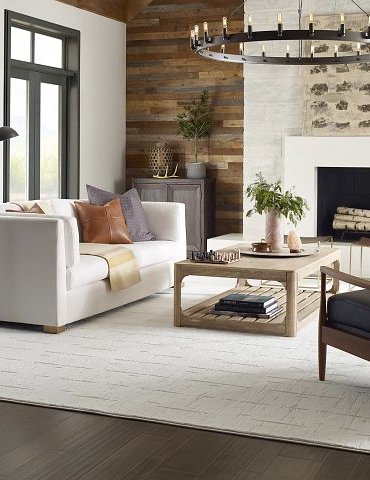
xmin=153 ymin=164 xmax=179 ymax=179
xmin=191 ymin=249 xmax=241 ymax=264
xmin=177 ymin=89 xmax=212 ymax=179
xmin=0 ymin=126 xmax=18 ymax=141
xmin=190 ymin=0 xmax=370 ymax=66
xmin=287 ymin=230 xmax=303 ymax=253
xmin=148 ymin=143 xmax=178 ymax=179
xmin=245 ymin=173 xmax=308 ymax=251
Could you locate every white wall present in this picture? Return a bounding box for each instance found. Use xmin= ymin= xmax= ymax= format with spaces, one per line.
xmin=0 ymin=0 xmax=126 ymax=199
xmin=243 ymin=0 xmax=370 ymax=239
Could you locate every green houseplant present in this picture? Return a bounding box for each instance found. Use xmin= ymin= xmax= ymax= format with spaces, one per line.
xmin=245 ymin=173 xmax=308 ymax=250
xmin=177 ymin=89 xmax=212 ymax=178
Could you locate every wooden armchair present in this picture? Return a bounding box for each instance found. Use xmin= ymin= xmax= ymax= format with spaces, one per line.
xmin=319 ymin=267 xmax=370 ymax=381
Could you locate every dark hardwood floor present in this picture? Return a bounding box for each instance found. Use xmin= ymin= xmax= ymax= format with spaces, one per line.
xmin=0 ymin=401 xmax=368 ymax=480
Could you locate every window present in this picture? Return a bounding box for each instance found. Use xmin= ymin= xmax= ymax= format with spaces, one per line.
xmin=4 ymin=11 xmax=80 ymax=202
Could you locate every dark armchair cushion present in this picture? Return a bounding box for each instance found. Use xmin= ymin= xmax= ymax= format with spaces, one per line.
xmin=327 ymin=289 xmax=370 ymax=339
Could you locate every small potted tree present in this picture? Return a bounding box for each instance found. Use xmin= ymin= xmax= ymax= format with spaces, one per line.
xmin=245 ymin=173 xmax=308 ymax=250
xmin=177 ymin=89 xmax=212 ymax=179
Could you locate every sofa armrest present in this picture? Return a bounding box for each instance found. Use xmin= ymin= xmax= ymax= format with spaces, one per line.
xmin=0 ymin=212 xmax=79 ymax=267
xmin=0 ymin=215 xmax=68 ymax=326
xmin=142 ymin=202 xmax=186 ymax=244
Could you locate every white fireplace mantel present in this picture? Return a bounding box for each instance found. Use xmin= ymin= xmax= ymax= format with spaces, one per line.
xmin=284 ymin=136 xmax=370 ymax=236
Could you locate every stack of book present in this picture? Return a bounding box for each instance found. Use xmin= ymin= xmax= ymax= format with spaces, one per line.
xmin=211 ymin=293 xmax=283 ymax=319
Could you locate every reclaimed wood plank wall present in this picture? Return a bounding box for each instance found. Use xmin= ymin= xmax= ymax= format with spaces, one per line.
xmin=126 ymin=0 xmax=244 ymax=235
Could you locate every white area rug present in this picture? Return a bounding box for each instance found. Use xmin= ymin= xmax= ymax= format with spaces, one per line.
xmin=0 ymin=278 xmax=369 ymax=452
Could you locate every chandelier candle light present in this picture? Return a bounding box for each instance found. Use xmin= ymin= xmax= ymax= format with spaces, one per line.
xmin=190 ymin=0 xmax=370 ymax=65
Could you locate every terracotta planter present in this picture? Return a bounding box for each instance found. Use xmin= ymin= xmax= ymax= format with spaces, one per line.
xmin=265 ymin=208 xmax=283 ymax=251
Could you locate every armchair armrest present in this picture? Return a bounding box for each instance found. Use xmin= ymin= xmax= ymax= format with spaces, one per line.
xmin=321 ymin=266 xmax=370 ymax=290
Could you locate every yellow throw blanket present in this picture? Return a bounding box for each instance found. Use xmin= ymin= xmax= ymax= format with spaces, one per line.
xmin=79 ymin=243 xmax=141 ymax=291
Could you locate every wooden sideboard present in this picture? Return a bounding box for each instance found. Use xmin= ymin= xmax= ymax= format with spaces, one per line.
xmin=132 ymin=178 xmax=215 ymax=256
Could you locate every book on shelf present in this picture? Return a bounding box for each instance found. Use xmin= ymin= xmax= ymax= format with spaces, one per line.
xmin=210 ymin=306 xmax=283 ymax=320
xmin=214 ymin=301 xmax=279 ymax=315
xmin=219 ymin=293 xmax=276 ymax=308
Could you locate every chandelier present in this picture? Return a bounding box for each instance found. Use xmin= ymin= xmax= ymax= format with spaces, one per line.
xmin=190 ymin=0 xmax=370 ymax=65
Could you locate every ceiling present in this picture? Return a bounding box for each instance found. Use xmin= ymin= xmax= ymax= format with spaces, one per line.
xmin=56 ymin=0 xmax=153 ymax=23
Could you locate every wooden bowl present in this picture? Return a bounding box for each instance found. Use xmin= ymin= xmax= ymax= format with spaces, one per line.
xmin=251 ymin=242 xmax=273 ymax=253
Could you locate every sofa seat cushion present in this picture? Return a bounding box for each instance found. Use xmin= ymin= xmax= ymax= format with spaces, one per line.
xmin=124 ymin=241 xmax=181 ymax=268
xmin=67 ymin=241 xmax=179 ymax=289
xmin=67 ymin=255 xmax=109 ymax=290
xmin=327 ymin=289 xmax=370 ymax=339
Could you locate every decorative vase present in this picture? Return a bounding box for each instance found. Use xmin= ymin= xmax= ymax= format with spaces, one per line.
xmin=149 ymin=143 xmax=173 ymax=177
xmin=265 ymin=208 xmax=283 ymax=251
xmin=186 ymin=162 xmax=206 ymax=179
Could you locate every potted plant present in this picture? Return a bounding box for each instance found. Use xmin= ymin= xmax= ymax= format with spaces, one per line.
xmin=177 ymin=89 xmax=212 ymax=179
xmin=245 ymin=173 xmax=308 ymax=250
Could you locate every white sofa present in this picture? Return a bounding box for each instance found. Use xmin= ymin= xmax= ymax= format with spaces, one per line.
xmin=0 ymin=199 xmax=186 ymax=332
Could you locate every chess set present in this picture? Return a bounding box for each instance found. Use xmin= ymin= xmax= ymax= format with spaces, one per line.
xmin=190 ymin=249 xmax=241 ymax=264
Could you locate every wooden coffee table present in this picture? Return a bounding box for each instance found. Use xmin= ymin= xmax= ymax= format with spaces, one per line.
xmin=174 ymin=247 xmax=341 ymax=337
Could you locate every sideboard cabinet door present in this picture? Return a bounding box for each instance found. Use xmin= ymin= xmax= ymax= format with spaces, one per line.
xmin=167 ymin=184 xmax=202 ymax=252
xmin=132 ymin=178 xmax=215 ymax=257
xmin=133 ymin=183 xmax=167 ymax=202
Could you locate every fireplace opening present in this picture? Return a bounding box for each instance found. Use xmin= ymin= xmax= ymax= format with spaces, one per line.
xmin=317 ymin=167 xmax=370 ymax=241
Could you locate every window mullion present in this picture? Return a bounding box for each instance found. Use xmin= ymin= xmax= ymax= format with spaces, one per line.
xmin=28 ymin=72 xmax=41 ymax=200
xmin=31 ymin=31 xmax=35 ymax=64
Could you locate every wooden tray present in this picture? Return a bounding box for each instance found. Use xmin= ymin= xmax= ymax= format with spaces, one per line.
xmin=240 ymin=246 xmax=319 ymax=258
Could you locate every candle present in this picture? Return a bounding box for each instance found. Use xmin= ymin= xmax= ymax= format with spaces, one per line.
xmin=221 ymin=44 xmax=225 ymax=54
xmin=309 ymin=13 xmax=314 ymax=36
xmin=262 ymin=44 xmax=266 ymax=57
xmin=286 ymin=44 xmax=290 ymax=58
xmin=190 ymin=29 xmax=195 ymax=49
xmin=223 ymin=16 xmax=228 ymax=40
xmin=203 ymin=21 xmax=208 ymax=42
xmin=340 ymin=13 xmax=345 ymax=36
xmin=277 ymin=12 xmax=283 ymax=36
xmin=194 ymin=24 xmax=199 ymax=41
xmin=311 ymin=45 xmax=315 ymax=58
xmin=334 ymin=45 xmax=339 ymax=57
xmin=357 ymin=42 xmax=361 ymax=56
xmin=239 ymin=42 xmax=244 ymax=55
xmin=247 ymin=14 xmax=253 ymax=37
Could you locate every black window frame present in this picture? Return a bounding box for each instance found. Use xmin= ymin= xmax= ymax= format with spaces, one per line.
xmin=3 ymin=10 xmax=80 ymax=201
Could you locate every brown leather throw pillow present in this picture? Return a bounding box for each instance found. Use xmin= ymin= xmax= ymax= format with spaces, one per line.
xmin=75 ymin=198 xmax=133 ymax=244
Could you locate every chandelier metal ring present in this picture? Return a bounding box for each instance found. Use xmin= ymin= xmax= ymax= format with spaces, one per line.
xmin=190 ymin=0 xmax=370 ymax=65
xmin=195 ymin=30 xmax=370 ymax=65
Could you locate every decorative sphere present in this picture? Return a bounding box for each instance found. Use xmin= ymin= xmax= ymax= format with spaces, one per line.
xmin=149 ymin=143 xmax=173 ymax=176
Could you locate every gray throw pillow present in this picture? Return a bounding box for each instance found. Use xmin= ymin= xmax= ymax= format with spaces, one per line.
xmin=86 ymin=185 xmax=156 ymax=242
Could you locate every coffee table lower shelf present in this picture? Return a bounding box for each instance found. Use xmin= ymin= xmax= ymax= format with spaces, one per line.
xmin=181 ymin=286 xmax=321 ymax=336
